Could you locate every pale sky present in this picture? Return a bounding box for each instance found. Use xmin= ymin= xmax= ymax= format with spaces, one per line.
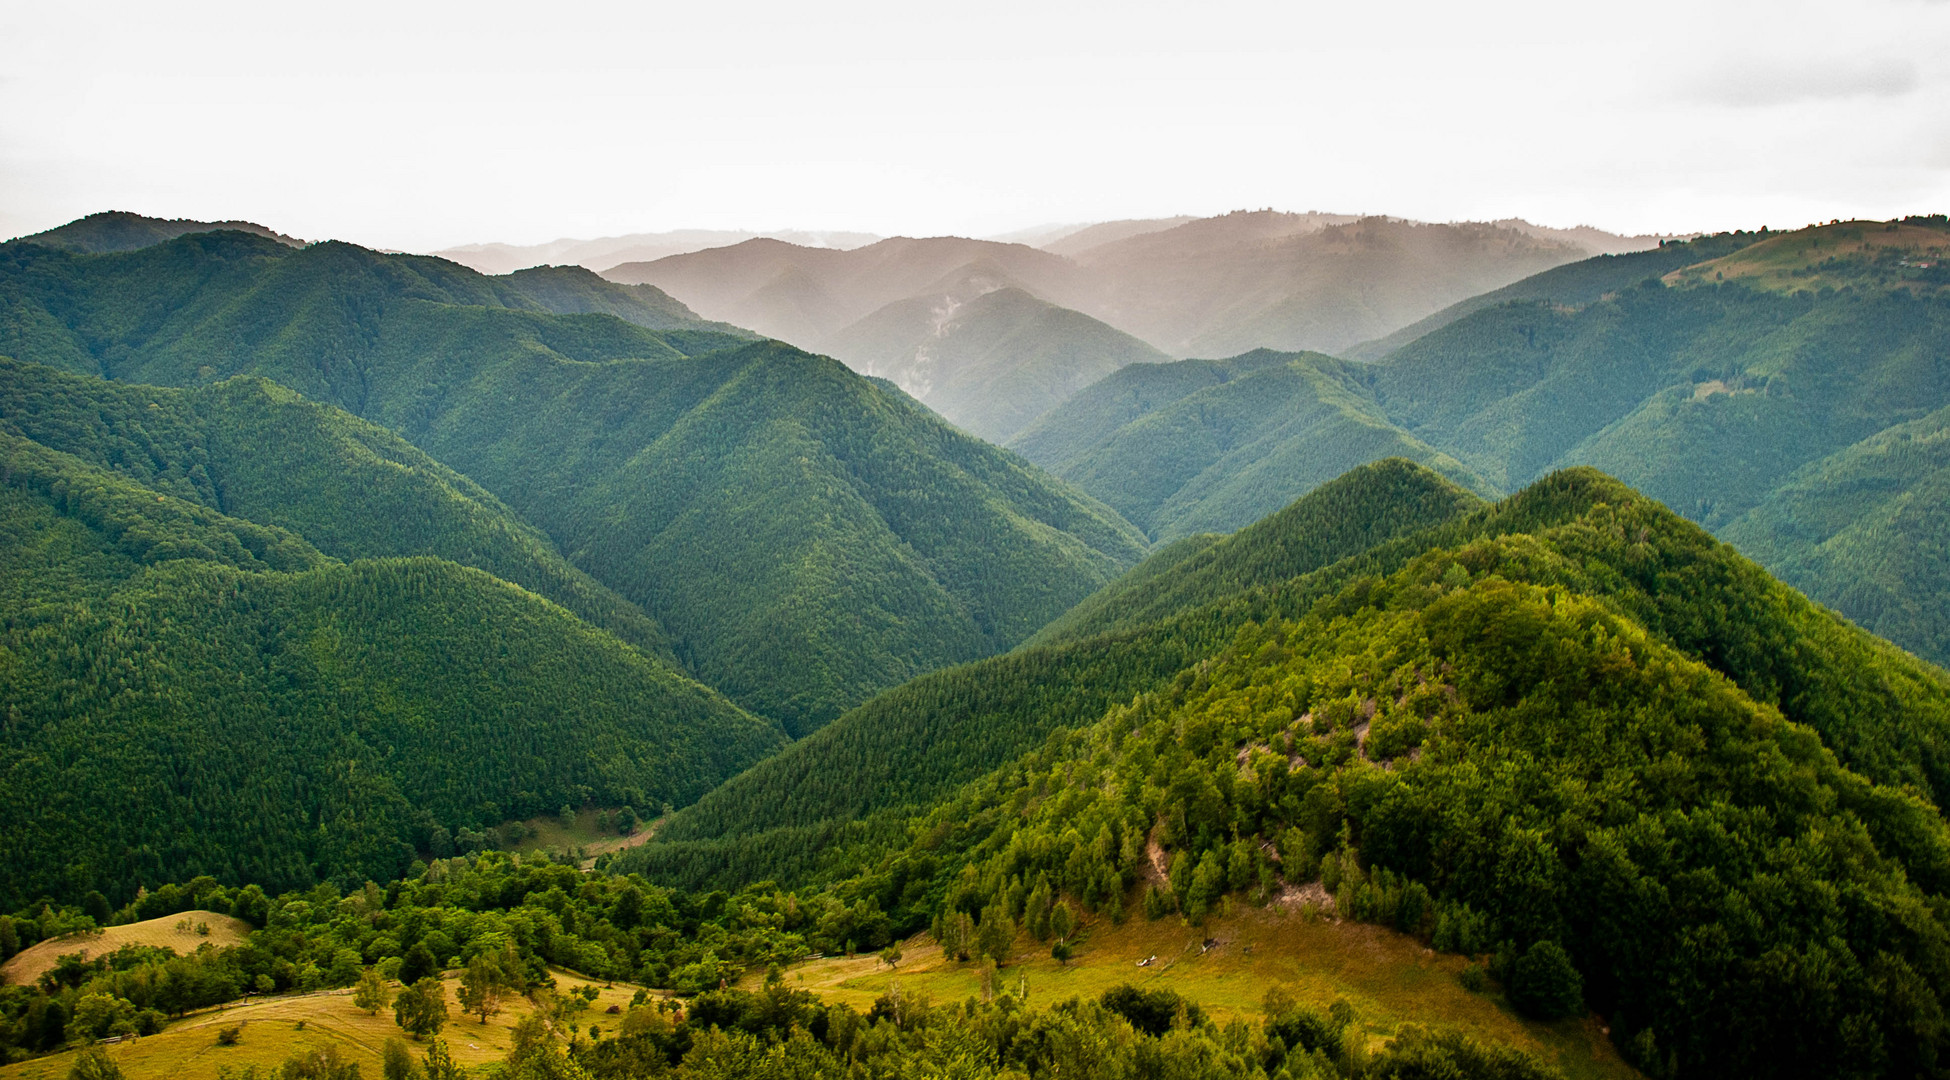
xmin=4 ymin=0 xmax=1948 ymax=252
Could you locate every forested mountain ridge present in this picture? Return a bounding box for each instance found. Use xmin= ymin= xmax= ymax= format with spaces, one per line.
xmin=1365 ymin=217 xmax=1950 ymax=661
xmin=1010 ymin=349 xmax=1495 ymax=540
xmin=5 ymin=210 xmax=304 ymax=254
xmin=0 ymin=230 xmax=1149 ymax=733
xmin=403 ymin=335 xmax=1149 ymax=733
xmin=0 ymin=356 xmax=675 ymax=657
xmin=1341 ymin=230 xmax=1762 ymax=360
xmin=497 ymin=264 xmax=757 ymax=336
xmin=619 ymin=461 xmax=1495 ymax=889
xmin=0 ymin=421 xmax=787 ymax=907
xmin=1028 ymin=220 xmax=1950 ymax=664
xmin=1024 ymin=458 xmax=1488 ymax=647
xmin=623 ymin=461 xmax=1950 ymax=1079
xmin=823 ymin=282 xmax=1169 ymax=443
xmin=1720 ymin=402 xmax=1950 ymax=665
xmin=819 ymin=520 xmax=1950 ymax=1078
xmin=623 ymin=464 xmax=1950 ymax=897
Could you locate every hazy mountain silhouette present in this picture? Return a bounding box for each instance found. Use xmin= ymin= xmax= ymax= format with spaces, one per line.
xmin=8 ymin=210 xmax=303 ymax=253
xmin=434 ymin=228 xmax=881 ymax=275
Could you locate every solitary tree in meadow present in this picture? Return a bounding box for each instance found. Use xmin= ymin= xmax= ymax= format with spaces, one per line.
xmin=353 ymin=967 xmax=392 ymax=1015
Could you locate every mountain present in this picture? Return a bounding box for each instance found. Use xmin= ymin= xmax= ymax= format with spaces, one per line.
xmin=597 ymin=211 xmax=1662 ymax=442
xmin=610 ymin=239 xmax=1168 ymax=440
xmin=622 ymin=461 xmax=1950 ymax=1079
xmin=496 ymin=264 xmax=756 ymax=335
xmin=431 ymin=228 xmax=881 ymax=276
xmin=0 ymin=356 xmax=674 ymax=658
xmin=823 ymin=282 xmax=1169 ymax=443
xmin=1341 ymin=231 xmax=1762 ymax=360
xmin=1024 ymin=457 xmax=1488 ymax=646
xmin=1068 ymin=212 xmax=1592 ymax=357
xmin=1009 ymin=349 xmax=1494 ymax=540
xmin=612 ymin=213 xmax=1617 ymax=364
xmin=1720 ymin=403 xmax=1950 ymax=665
xmin=621 ymin=460 xmax=1488 ymax=892
xmin=1364 ymin=220 xmax=1950 ymax=659
xmin=0 ymin=229 xmax=1148 ymax=734
xmin=7 ymin=211 xmax=304 ymax=253
xmin=0 ymin=407 xmax=785 ymax=907
xmin=604 ymin=235 xmax=1087 ymax=347
xmin=1488 ymin=218 xmax=1689 ymax=257
xmin=1036 ymin=216 xmax=1200 ymax=257
xmin=1022 ymin=220 xmax=1950 ymax=665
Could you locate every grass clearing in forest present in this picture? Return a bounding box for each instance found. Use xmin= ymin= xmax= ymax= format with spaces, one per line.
xmin=0 ymin=969 xmax=648 ymax=1080
xmin=507 ymin=808 xmax=668 ymax=867
xmin=0 ymin=913 xmax=251 ymax=988
xmin=756 ymin=902 xmax=1640 ymax=1080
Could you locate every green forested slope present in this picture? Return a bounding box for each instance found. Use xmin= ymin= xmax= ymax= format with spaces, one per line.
xmin=1341 ymin=231 xmax=1761 ymax=360
xmin=1026 ymin=458 xmax=1485 ymax=646
xmin=1007 ymin=348 xmax=1292 ymax=472
xmin=0 ymin=231 xmax=1148 ymax=733
xmin=397 ymin=338 xmax=1147 ymax=734
xmin=822 ymin=534 xmax=1950 ymax=1079
xmin=1369 ymin=281 xmax=1950 ymax=512
xmin=498 ymin=264 xmax=757 ymax=335
xmin=625 ymin=467 xmax=1950 ymax=905
xmin=6 ymin=210 xmax=303 ymax=253
xmin=823 ymin=284 xmax=1170 ymax=443
xmin=1010 ymin=349 xmax=1494 ymax=540
xmin=0 ymin=357 xmax=674 ymax=656
xmin=1362 ymin=220 xmax=1950 ymax=660
xmin=628 ymin=464 xmax=1950 ymax=1078
xmin=1721 ymin=404 xmax=1950 ymax=664
xmin=0 ymin=437 xmax=786 ymax=907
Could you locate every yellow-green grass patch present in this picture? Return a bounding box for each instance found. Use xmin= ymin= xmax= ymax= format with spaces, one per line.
xmin=752 ymin=902 xmax=1639 ymax=1080
xmin=0 ymin=969 xmax=646 ymax=1080
xmin=1 ymin=913 xmax=251 ymax=988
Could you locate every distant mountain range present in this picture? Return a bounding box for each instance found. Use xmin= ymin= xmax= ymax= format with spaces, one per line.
xmin=1014 ymin=217 xmax=1950 ymax=668
xmin=596 ymin=211 xmax=1667 ymax=439
xmin=432 ymin=228 xmax=883 ymax=276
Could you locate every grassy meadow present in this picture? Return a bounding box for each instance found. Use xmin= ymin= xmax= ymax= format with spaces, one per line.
xmin=0 ymin=914 xmax=252 ymax=988
xmin=0 ymin=969 xmax=649 ymax=1080
xmin=749 ymin=901 xmax=1639 ymax=1080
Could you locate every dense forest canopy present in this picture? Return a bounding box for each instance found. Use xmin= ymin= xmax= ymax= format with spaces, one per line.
xmin=3 ymin=213 xmax=1950 ymax=1080
xmin=1016 ymin=220 xmax=1950 ymax=667
xmin=0 ymin=231 xmax=1147 ymax=733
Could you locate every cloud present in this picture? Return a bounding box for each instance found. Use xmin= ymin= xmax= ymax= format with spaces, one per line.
xmin=1688 ymin=58 xmax=1923 ymax=107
